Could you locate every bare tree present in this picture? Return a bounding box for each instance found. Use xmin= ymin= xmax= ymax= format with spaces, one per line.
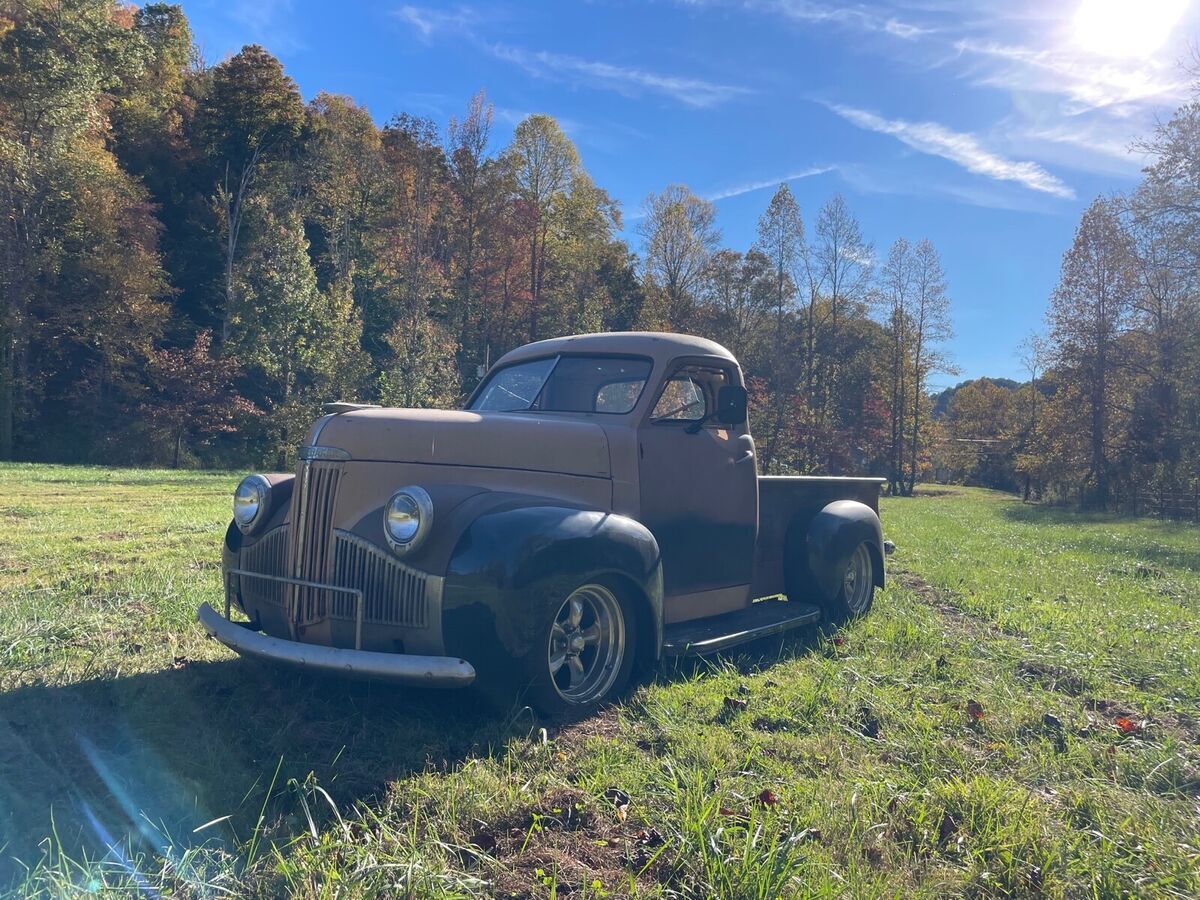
xmin=878 ymin=238 xmax=914 ymax=496
xmin=504 ymin=115 xmax=580 ymax=339
xmin=638 ymin=184 xmax=720 ymax=330
xmin=447 ymin=90 xmax=494 ymax=370
xmin=812 ymin=195 xmax=871 ymax=430
xmin=1016 ymin=331 xmax=1048 ymax=501
xmin=906 ymin=239 xmax=954 ymax=495
xmin=754 ymin=184 xmax=804 ymax=334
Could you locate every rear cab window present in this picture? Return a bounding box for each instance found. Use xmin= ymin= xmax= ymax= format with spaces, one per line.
xmin=470 ymin=355 xmax=653 ymax=415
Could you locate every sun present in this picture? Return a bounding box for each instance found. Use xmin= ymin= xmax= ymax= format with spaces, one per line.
xmin=1073 ymin=0 xmax=1190 ymax=58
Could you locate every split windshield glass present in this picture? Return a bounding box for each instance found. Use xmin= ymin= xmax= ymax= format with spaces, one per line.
xmin=469 ymin=355 xmax=653 ymax=414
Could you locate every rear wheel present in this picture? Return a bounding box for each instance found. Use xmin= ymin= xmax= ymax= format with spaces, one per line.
xmin=832 ymin=541 xmax=875 ymax=620
xmin=524 ymin=581 xmax=637 ymax=720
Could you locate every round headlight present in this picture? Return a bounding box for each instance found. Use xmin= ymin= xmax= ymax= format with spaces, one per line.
xmin=233 ymin=475 xmax=271 ymax=532
xmin=384 ymin=486 xmax=433 ymax=554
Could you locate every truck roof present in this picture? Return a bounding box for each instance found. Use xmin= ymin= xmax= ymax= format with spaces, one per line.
xmin=495 ymin=332 xmax=737 ymax=368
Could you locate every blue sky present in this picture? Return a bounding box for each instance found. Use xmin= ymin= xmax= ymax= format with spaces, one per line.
xmin=181 ymin=0 xmax=1198 ymax=385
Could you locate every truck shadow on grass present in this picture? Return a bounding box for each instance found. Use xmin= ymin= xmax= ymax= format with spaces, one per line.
xmin=0 ymin=659 xmax=510 ymax=881
xmin=0 ymin=623 xmax=838 ymax=884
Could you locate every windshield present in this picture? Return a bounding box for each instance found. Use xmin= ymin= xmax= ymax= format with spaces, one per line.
xmin=470 ymin=355 xmax=653 ymax=414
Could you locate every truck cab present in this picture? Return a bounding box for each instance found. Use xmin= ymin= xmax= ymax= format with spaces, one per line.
xmin=202 ymin=333 xmax=888 ymax=718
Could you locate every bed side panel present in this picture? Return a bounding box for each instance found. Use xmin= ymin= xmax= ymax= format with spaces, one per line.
xmin=751 ymin=477 xmax=884 ymax=598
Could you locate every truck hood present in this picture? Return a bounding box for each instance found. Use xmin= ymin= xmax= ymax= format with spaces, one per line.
xmin=307 ymin=408 xmax=611 ymax=478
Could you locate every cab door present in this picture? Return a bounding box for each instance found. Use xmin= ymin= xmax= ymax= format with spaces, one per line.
xmin=637 ymin=362 xmax=758 ymax=618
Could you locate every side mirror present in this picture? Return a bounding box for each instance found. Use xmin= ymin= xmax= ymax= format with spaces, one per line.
xmin=715 ymin=384 xmax=748 ymax=425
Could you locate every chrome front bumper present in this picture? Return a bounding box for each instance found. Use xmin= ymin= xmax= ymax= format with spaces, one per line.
xmin=197 ymin=602 xmax=476 ymax=687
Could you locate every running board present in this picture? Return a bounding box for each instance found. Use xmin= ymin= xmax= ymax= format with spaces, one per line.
xmin=661 ymin=600 xmax=822 ymax=657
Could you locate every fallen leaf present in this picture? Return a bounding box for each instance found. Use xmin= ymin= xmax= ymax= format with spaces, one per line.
xmin=469 ymin=831 xmax=497 ymax=853
xmin=718 ymin=806 xmax=740 ymax=817
xmin=937 ymin=811 xmax=960 ymax=845
xmin=723 ymin=696 xmax=748 ymax=712
xmin=603 ymin=786 xmax=630 ymax=822
xmin=859 ymin=706 xmax=882 ymax=739
xmin=635 ymin=828 xmax=664 ymax=847
xmin=966 ymin=699 xmax=985 ymax=721
xmin=757 ymin=788 xmax=779 ymax=806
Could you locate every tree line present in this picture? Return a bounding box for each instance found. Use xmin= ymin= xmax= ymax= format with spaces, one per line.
xmin=1 ymin=0 xmax=955 ymax=489
xmin=934 ymin=71 xmax=1200 ymax=512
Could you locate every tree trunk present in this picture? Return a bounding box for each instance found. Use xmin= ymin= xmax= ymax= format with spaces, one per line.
xmin=0 ymin=307 xmax=13 ymax=460
xmin=528 ymin=221 xmax=540 ymax=340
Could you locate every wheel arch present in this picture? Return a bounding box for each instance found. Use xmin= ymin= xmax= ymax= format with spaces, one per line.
xmin=786 ymin=499 xmax=884 ymax=606
xmin=440 ymin=502 xmax=664 ymax=676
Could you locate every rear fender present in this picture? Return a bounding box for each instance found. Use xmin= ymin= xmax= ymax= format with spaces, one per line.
xmin=798 ymin=500 xmax=885 ymax=604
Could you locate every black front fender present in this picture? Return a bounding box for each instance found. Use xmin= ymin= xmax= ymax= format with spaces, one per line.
xmin=441 ymin=504 xmax=663 ymax=679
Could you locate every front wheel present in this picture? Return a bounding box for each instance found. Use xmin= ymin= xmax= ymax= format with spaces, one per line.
xmin=523 ymin=581 xmax=637 ymax=720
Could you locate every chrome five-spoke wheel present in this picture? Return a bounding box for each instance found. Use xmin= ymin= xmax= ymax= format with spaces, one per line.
xmin=547 ymin=583 xmax=626 ymax=705
xmin=843 ymin=542 xmax=874 ymax=615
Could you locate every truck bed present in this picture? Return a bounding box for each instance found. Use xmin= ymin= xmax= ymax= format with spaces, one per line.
xmin=750 ymin=475 xmax=887 ymax=599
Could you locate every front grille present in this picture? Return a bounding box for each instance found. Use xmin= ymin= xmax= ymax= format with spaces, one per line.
xmin=288 ymin=460 xmax=342 ymax=583
xmin=330 ymin=531 xmax=429 ymax=628
xmin=288 ymin=460 xmax=342 ymax=624
xmin=239 ymin=525 xmax=289 ymax=609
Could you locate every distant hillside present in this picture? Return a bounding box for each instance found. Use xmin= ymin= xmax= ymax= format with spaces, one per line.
xmin=933 ymin=377 xmax=1021 ymax=419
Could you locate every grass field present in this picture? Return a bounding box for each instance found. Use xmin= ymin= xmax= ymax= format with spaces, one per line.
xmin=0 ymin=465 xmax=1197 ymax=897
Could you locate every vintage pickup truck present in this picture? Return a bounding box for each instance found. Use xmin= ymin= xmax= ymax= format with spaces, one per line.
xmin=201 ymin=332 xmax=890 ymax=717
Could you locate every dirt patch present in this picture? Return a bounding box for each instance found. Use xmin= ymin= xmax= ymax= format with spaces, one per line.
xmin=550 ymin=705 xmax=624 ymax=751
xmin=462 ymin=787 xmax=672 ymax=897
xmin=892 ymin=568 xmax=1025 ymax=640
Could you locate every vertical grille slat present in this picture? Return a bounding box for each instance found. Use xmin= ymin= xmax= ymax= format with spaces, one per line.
xmin=287 ymin=460 xmax=343 ymax=627
xmin=331 ymin=530 xmax=428 ymax=628
xmin=237 ymin=525 xmax=289 ymax=609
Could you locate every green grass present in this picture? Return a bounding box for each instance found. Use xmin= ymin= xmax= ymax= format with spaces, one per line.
xmin=0 ymin=467 xmax=1197 ymax=897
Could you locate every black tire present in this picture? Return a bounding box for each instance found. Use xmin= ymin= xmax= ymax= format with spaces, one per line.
xmin=522 ymin=579 xmax=638 ymax=721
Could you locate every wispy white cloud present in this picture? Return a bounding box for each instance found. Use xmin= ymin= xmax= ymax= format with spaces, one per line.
xmin=394 ymin=5 xmax=479 ymax=41
xmin=705 ymin=165 xmax=836 ymax=201
xmin=489 ymin=45 xmax=750 ymax=108
xmin=829 ymin=104 xmax=1075 ymax=198
xmin=494 ymin=106 xmax=584 ymax=135
xmin=951 ymin=37 xmax=1187 ymax=113
xmin=834 ymin=162 xmax=1058 ymax=213
xmin=1005 ymin=113 xmax=1150 ymax=178
xmin=680 ymin=0 xmax=930 ymax=40
xmin=755 ymin=0 xmax=930 ymax=39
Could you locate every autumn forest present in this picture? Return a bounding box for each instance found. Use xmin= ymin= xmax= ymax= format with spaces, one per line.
xmin=2 ymin=1 xmax=1198 ymax=512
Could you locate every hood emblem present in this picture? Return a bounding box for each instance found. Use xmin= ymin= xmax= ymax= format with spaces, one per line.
xmin=298 ymin=445 xmax=352 ymax=461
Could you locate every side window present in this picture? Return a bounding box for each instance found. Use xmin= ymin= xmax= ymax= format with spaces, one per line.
xmin=595 ymin=379 xmax=644 ymax=413
xmin=651 ymin=375 xmax=708 ymax=421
